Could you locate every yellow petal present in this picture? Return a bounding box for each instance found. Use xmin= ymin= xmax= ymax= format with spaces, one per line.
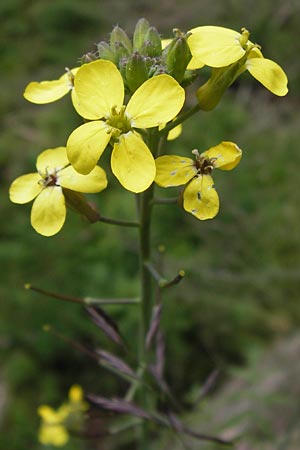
xmin=31 ymin=186 xmax=66 ymax=236
xmin=9 ymin=173 xmax=43 ymax=204
xmin=59 ymin=165 xmax=107 ymax=193
xmin=74 ymin=60 xmax=124 ymax=120
xmin=188 ymin=26 xmax=245 ymax=68
xmin=24 ymin=79 xmax=70 ymax=104
xmin=67 ymin=121 xmax=111 ymax=175
xmin=69 ymin=385 xmax=83 ymax=403
xmin=38 ymin=424 xmax=69 ymax=446
xmin=167 ymin=124 xmax=182 ymax=141
xmin=246 ymin=57 xmax=288 ymax=96
xmin=183 ymin=175 xmax=219 ymax=220
xmin=155 ymin=155 xmax=196 ymax=187
xmin=126 ymin=74 xmax=185 ymax=128
xmin=187 ymin=55 xmax=205 ymax=70
xmin=36 ymin=147 xmax=69 ymax=172
xmin=202 ymin=142 xmax=242 ymax=170
xmin=111 ymin=132 xmax=156 ymax=193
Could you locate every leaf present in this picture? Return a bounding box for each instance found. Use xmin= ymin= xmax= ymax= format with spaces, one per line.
xmin=86 ymin=306 xmax=125 ymax=348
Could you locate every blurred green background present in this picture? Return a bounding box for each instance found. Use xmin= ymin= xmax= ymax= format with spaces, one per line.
xmin=1 ymin=0 xmax=300 ymax=448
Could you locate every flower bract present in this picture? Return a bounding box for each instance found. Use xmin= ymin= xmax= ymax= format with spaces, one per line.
xmin=66 ymin=59 xmax=185 ymax=193
xmin=155 ymin=141 xmax=242 ymax=220
xmin=188 ymin=26 xmax=288 ymax=96
xmin=9 ymin=147 xmax=107 ymax=236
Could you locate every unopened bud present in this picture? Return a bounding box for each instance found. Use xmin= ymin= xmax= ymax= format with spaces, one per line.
xmin=126 ymin=52 xmax=149 ymax=92
xmin=141 ymin=27 xmax=162 ymax=57
xmin=113 ymin=41 xmax=130 ymax=63
xmin=133 ymin=18 xmax=151 ymax=52
xmin=110 ymin=26 xmax=132 ymax=54
xmin=81 ymin=52 xmax=98 ymax=63
xmin=96 ymin=41 xmax=116 ymax=62
xmin=162 ymin=36 xmax=191 ymax=82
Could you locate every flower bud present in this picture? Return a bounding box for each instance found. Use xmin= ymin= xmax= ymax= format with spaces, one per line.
xmin=141 ymin=27 xmax=162 ymax=57
xmin=96 ymin=41 xmax=116 ymax=62
xmin=196 ymin=61 xmax=244 ymax=110
xmin=110 ymin=25 xmax=132 ymax=54
xmin=113 ymin=41 xmax=130 ymax=63
xmin=162 ymin=36 xmax=191 ymax=82
xmin=133 ymin=18 xmax=151 ymax=52
xmin=64 ymin=189 xmax=100 ymax=223
xmin=126 ymin=52 xmax=149 ymax=92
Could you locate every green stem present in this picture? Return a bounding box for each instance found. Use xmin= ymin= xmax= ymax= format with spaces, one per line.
xmin=159 ymin=103 xmax=201 ymax=136
xmin=98 ymin=215 xmax=139 ymax=227
xmin=137 ymin=130 xmax=160 ymax=448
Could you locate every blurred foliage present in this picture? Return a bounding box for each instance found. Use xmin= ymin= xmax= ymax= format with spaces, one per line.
xmin=1 ymin=0 xmax=300 ymax=449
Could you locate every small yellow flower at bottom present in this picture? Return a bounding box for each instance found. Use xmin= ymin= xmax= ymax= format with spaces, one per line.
xmin=9 ymin=147 xmax=107 ymax=236
xmin=155 ymin=142 xmax=242 ymax=220
xmin=38 ymin=405 xmax=70 ymax=447
xmin=37 ymin=385 xmax=89 ymax=447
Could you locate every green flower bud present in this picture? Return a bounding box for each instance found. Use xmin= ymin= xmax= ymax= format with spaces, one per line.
xmin=96 ymin=41 xmax=116 ymax=62
xmin=113 ymin=41 xmax=130 ymax=63
xmin=141 ymin=27 xmax=162 ymax=57
xmin=196 ymin=60 xmax=245 ymax=110
xmin=162 ymin=36 xmax=191 ymax=82
xmin=133 ymin=18 xmax=151 ymax=52
xmin=110 ymin=25 xmax=132 ymax=54
xmin=81 ymin=52 xmax=98 ymax=64
xmin=126 ymin=52 xmax=149 ymax=92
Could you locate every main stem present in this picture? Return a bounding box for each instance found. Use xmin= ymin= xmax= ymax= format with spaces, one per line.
xmin=137 ymin=131 xmax=159 ymax=447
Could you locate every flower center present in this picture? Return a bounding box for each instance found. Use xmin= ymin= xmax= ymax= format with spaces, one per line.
xmin=39 ymin=168 xmax=60 ymax=187
xmin=192 ymin=149 xmax=217 ymax=175
xmin=105 ymin=105 xmax=132 ymax=141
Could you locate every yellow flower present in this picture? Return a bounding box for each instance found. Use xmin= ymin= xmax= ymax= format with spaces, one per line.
xmin=9 ymin=147 xmax=107 ymax=236
xmin=66 ymin=59 xmax=185 ymax=193
xmin=155 ymin=142 xmax=242 ymax=220
xmin=37 ymin=385 xmax=88 ymax=447
xmin=24 ymin=67 xmax=81 ymax=106
xmin=188 ymin=26 xmax=288 ymax=96
xmin=67 ymin=385 xmax=89 ymax=413
xmin=38 ymin=405 xmax=69 ymax=447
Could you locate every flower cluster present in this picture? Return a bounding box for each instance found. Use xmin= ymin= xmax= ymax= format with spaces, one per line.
xmin=38 ymin=385 xmax=88 ymax=447
xmin=11 ymin=19 xmax=288 ymax=236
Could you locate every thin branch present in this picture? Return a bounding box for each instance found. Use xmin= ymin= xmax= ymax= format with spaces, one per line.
xmin=98 ymin=215 xmax=140 ymax=228
xmin=25 ymin=284 xmax=139 ymax=307
xmin=85 ymin=297 xmax=140 ymax=306
xmin=151 ymin=197 xmax=179 ymax=205
xmin=159 ymin=104 xmax=201 ymax=136
xmin=24 ymin=283 xmax=83 ymax=304
xmin=144 ymin=263 xmax=185 ymax=288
